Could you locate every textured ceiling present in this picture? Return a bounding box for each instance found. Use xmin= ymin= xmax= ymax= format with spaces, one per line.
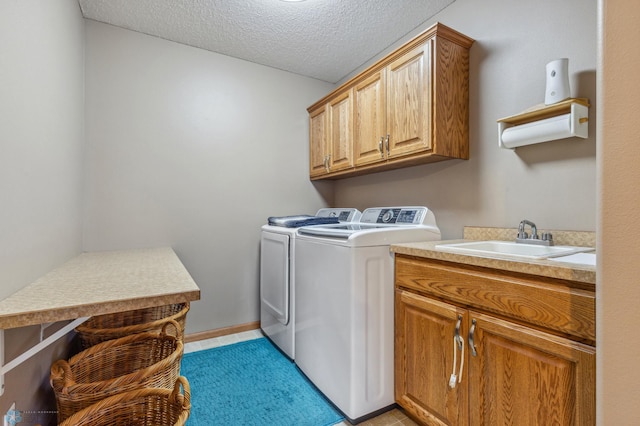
xmin=78 ymin=0 xmax=454 ymax=83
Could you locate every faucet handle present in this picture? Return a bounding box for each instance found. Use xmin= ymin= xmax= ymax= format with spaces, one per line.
xmin=542 ymin=232 xmax=553 ymax=242
xmin=517 ymin=230 xmax=528 ymax=239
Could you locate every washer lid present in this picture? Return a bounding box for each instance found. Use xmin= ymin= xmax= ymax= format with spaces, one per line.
xmin=298 ymin=223 xmax=392 ymax=239
xmin=267 ymin=215 xmax=339 ymax=228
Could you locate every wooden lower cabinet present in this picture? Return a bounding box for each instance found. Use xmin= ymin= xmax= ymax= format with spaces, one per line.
xmin=395 ymin=290 xmax=469 ymax=425
xmin=395 ymin=288 xmax=595 ymax=425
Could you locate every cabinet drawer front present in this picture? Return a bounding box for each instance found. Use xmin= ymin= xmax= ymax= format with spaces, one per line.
xmin=395 ymin=256 xmax=595 ymax=343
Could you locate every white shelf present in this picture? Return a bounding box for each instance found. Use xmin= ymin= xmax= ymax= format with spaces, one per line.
xmin=497 ymin=98 xmax=590 ymax=149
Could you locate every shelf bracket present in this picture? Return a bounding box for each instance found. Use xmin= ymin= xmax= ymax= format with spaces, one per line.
xmin=0 ymin=317 xmax=89 ymax=396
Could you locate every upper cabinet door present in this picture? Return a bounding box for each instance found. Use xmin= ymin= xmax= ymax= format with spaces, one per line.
xmin=386 ymin=41 xmax=432 ymax=158
xmin=328 ymin=89 xmax=354 ymax=172
xmin=309 ymin=104 xmax=328 ymax=177
xmin=353 ymin=70 xmax=386 ymax=167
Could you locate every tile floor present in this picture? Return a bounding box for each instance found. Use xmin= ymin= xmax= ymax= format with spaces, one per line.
xmin=184 ymin=330 xmax=418 ymax=426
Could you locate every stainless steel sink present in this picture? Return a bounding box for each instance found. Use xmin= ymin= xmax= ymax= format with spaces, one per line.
xmin=435 ymin=240 xmax=594 ymax=259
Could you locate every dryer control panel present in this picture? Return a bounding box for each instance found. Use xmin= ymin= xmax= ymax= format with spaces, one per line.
xmin=360 ymin=207 xmax=428 ymax=225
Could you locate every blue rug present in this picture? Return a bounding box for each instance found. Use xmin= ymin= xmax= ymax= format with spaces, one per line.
xmin=180 ymin=338 xmax=344 ymax=426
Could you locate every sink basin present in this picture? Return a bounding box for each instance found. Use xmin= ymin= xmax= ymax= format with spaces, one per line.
xmin=435 ymin=240 xmax=594 ymax=259
xmin=547 ymin=252 xmax=596 ymax=266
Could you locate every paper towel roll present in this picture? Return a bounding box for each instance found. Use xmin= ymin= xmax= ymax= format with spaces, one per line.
xmin=501 ymin=113 xmax=572 ymax=148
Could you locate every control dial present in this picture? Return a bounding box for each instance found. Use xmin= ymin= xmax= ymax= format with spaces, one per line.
xmin=381 ymin=209 xmax=395 ymax=223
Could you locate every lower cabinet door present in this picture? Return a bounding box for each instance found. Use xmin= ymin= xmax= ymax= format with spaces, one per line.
xmin=467 ymin=310 xmax=596 ymax=426
xmin=395 ymin=289 xmax=469 ymax=426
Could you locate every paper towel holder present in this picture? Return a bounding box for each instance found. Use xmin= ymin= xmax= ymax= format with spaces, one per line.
xmin=497 ymin=98 xmax=590 ymax=149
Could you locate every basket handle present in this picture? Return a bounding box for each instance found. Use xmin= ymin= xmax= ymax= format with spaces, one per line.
xmin=161 ymin=319 xmax=182 ymax=340
xmin=171 ymin=376 xmax=192 ymax=410
xmin=50 ymin=359 xmax=76 ymax=391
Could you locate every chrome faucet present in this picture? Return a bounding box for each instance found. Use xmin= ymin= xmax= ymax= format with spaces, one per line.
xmin=517 ymin=219 xmax=537 ymax=240
xmin=516 ymin=220 xmax=553 ymax=246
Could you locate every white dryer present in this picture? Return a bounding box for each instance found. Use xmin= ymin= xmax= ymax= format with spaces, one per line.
xmin=260 ymin=208 xmax=361 ymax=360
xmin=294 ymin=207 xmax=441 ymax=423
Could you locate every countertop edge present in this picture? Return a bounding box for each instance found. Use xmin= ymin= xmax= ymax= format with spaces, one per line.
xmin=391 ymin=240 xmax=596 ymax=286
xmin=0 ymin=290 xmax=201 ymax=330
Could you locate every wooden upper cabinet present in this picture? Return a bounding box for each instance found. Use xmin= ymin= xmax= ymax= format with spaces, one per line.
xmin=386 ymin=42 xmax=431 ymax=159
xmin=328 ymin=89 xmax=354 ymax=172
xmin=309 ymin=90 xmax=355 ymax=177
xmin=354 ymin=44 xmax=430 ymax=166
xmin=308 ymin=22 xmax=473 ymax=180
xmin=309 ymin=104 xmax=328 ymax=178
xmin=354 ymin=70 xmax=386 ymax=166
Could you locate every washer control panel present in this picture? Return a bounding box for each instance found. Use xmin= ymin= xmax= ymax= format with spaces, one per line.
xmin=360 ymin=207 xmax=428 ymax=225
xmin=316 ymin=208 xmax=362 ymax=223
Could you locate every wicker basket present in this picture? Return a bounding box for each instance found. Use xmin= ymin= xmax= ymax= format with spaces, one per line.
xmin=59 ymin=376 xmax=191 ymax=426
xmin=51 ymin=320 xmax=184 ymax=423
xmin=76 ymin=302 xmax=189 ymax=349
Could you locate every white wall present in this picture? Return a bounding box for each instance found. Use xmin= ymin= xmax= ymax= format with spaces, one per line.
xmin=0 ymin=1 xmax=85 ymax=300
xmin=0 ymin=0 xmax=84 ymax=416
xmin=335 ymin=0 xmax=597 ymax=239
xmin=82 ymin=21 xmax=334 ymax=334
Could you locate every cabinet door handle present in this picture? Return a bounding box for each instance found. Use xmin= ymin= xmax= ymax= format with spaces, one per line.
xmin=454 ymin=314 xmax=463 ymax=351
xmin=379 ymin=137 xmax=385 ymax=158
xmin=385 ymin=134 xmax=390 ymax=156
xmin=324 ymin=155 xmax=330 ymax=173
xmin=449 ymin=315 xmax=465 ymax=388
xmin=468 ymin=318 xmax=478 ymax=357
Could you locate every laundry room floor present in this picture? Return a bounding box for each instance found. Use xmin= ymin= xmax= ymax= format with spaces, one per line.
xmin=184 ymin=330 xmax=418 ymax=426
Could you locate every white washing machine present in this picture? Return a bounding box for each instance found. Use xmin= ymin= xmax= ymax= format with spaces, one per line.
xmin=260 ymin=208 xmax=361 ymax=360
xmin=294 ymin=206 xmax=441 ymax=423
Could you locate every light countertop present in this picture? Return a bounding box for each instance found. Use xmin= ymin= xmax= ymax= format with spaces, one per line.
xmin=0 ymin=247 xmax=201 ymax=329
xmin=391 ymin=227 xmax=596 ymax=286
